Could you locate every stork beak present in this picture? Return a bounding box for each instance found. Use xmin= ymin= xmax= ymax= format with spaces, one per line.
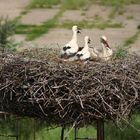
xmin=101 ymin=38 xmax=110 ymax=48
xmin=105 ymin=41 xmax=110 ymax=48
xmin=88 ymin=38 xmax=91 ymax=44
xmin=77 ymin=27 xmax=81 ymax=34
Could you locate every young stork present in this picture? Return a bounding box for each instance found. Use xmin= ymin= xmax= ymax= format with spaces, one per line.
xmin=90 ymin=45 xmax=99 ymax=60
xmin=61 ymin=25 xmax=81 ymax=59
xmin=99 ymin=36 xmax=113 ymax=61
xmin=76 ymin=36 xmax=91 ymax=61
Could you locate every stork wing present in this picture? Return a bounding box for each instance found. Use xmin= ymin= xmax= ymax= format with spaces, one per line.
xmin=63 ymin=46 xmax=71 ymax=51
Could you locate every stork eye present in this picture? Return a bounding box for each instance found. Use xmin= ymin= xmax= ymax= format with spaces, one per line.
xmin=77 ymin=30 xmax=81 ymax=34
xmin=88 ymin=39 xmax=91 ymax=44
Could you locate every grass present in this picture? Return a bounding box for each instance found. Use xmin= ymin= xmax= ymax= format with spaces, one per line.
xmin=124 ymin=30 xmax=140 ymax=46
xmin=61 ymin=0 xmax=89 ymax=10
xmin=105 ymin=114 xmax=140 ymax=140
xmin=81 ymin=12 xmax=86 ymax=16
xmin=20 ymin=0 xmax=91 ymax=40
xmin=104 ymin=0 xmax=139 ymax=19
xmin=114 ymin=28 xmax=140 ymax=58
xmin=16 ymin=19 xmax=123 ymax=40
xmin=15 ymin=0 xmax=140 ymax=40
xmin=16 ymin=24 xmax=37 ymax=34
xmin=113 ymin=46 xmax=129 ymax=59
xmin=98 ymin=0 xmax=140 ymax=6
xmin=108 ymin=6 xmax=119 ymax=19
xmin=114 ymin=28 xmax=140 ymax=59
xmin=0 ymin=114 xmax=140 ymax=140
xmin=26 ymin=20 xmax=56 ymax=40
xmin=28 ymin=0 xmax=140 ymax=9
xmin=29 ymin=0 xmax=90 ymax=10
xmin=108 ymin=5 xmax=126 ymax=19
xmin=29 ymin=0 xmax=61 ymax=8
xmin=57 ymin=20 xmax=123 ymax=30
xmin=0 ymin=18 xmax=17 ymax=52
xmin=36 ymin=125 xmax=97 ymax=140
xmin=25 ymin=9 xmax=64 ymax=41
xmin=126 ymin=15 xmax=134 ymax=20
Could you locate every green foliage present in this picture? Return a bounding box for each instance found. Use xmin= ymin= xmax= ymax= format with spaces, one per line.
xmin=0 ymin=18 xmax=16 ymax=52
xmin=29 ymin=0 xmax=61 ymax=8
xmin=25 ymin=20 xmax=56 ymax=41
xmin=73 ymin=125 xmax=96 ymax=139
xmin=26 ymin=24 xmax=51 ymax=40
xmin=113 ymin=46 xmax=129 ymax=59
xmin=124 ymin=31 xmax=140 ymax=46
xmin=29 ymin=0 xmax=89 ymax=10
xmin=137 ymin=24 xmax=140 ymax=30
xmin=99 ymin=0 xmax=122 ymax=6
xmin=16 ymin=19 xmax=123 ymax=40
xmin=29 ymin=0 xmax=140 ymax=9
xmin=26 ymin=9 xmax=64 ymax=41
xmin=105 ymin=114 xmax=140 ymax=140
xmin=98 ymin=0 xmax=140 ymax=6
xmin=0 ymin=115 xmax=140 ymax=140
xmin=7 ymin=42 xmax=22 ymax=52
xmin=126 ymin=15 xmax=134 ymax=20
xmin=16 ymin=24 xmax=37 ymax=34
xmin=23 ymin=0 xmax=140 ymax=41
xmin=113 ymin=29 xmax=140 ymax=59
xmin=108 ymin=6 xmax=125 ymax=19
xmin=61 ymin=0 xmax=89 ymax=10
xmin=114 ymin=29 xmax=140 ymax=59
xmin=58 ymin=20 xmax=123 ymax=29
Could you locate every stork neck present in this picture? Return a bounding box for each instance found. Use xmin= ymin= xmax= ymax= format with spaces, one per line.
xmin=101 ymin=43 xmax=107 ymax=54
xmin=72 ymin=31 xmax=77 ymax=42
xmin=84 ymin=42 xmax=89 ymax=49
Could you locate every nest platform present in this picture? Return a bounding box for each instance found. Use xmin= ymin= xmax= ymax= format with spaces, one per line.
xmin=0 ymin=52 xmax=140 ymax=126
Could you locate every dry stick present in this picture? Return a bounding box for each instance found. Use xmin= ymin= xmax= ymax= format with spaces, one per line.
xmin=0 ymin=54 xmax=139 ymax=126
xmin=78 ymin=95 xmax=84 ymax=109
xmin=64 ymin=121 xmax=76 ymax=140
xmin=38 ymin=103 xmax=48 ymax=117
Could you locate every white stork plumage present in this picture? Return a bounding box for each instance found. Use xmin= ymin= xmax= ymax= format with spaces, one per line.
xmin=99 ymin=36 xmax=113 ymax=61
xmin=61 ymin=25 xmax=81 ymax=59
xmin=76 ymin=36 xmax=91 ymax=61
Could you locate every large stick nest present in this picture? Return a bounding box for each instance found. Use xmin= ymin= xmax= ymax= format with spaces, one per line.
xmin=0 ymin=52 xmax=140 ymax=126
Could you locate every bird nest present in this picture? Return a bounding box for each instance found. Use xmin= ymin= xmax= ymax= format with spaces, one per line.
xmin=0 ymin=51 xmax=140 ymax=126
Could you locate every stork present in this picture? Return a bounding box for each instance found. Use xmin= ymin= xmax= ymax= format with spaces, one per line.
xmin=99 ymin=36 xmax=113 ymax=61
xmin=76 ymin=36 xmax=91 ymax=62
xmin=61 ymin=25 xmax=81 ymax=59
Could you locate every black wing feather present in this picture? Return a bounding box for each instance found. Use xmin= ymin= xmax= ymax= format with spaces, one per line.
xmin=78 ymin=47 xmax=84 ymax=51
xmin=63 ymin=46 xmax=71 ymax=51
xmin=76 ymin=53 xmax=83 ymax=58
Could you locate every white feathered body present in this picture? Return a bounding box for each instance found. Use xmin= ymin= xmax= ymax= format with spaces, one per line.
xmin=99 ymin=43 xmax=113 ymax=61
xmin=77 ymin=47 xmax=90 ymax=60
xmin=61 ymin=39 xmax=79 ymax=56
xmin=76 ymin=36 xmax=91 ymax=61
xmin=61 ymin=28 xmax=79 ymax=58
xmin=90 ymin=47 xmax=99 ymax=59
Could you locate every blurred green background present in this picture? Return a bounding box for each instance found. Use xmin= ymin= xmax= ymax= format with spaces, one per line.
xmin=0 ymin=114 xmax=140 ymax=140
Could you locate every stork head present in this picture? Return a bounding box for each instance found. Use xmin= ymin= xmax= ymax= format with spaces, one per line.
xmin=100 ymin=35 xmax=110 ymax=48
xmin=101 ymin=36 xmax=107 ymax=42
xmin=85 ymin=36 xmax=91 ymax=44
xmin=72 ymin=25 xmax=81 ymax=34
